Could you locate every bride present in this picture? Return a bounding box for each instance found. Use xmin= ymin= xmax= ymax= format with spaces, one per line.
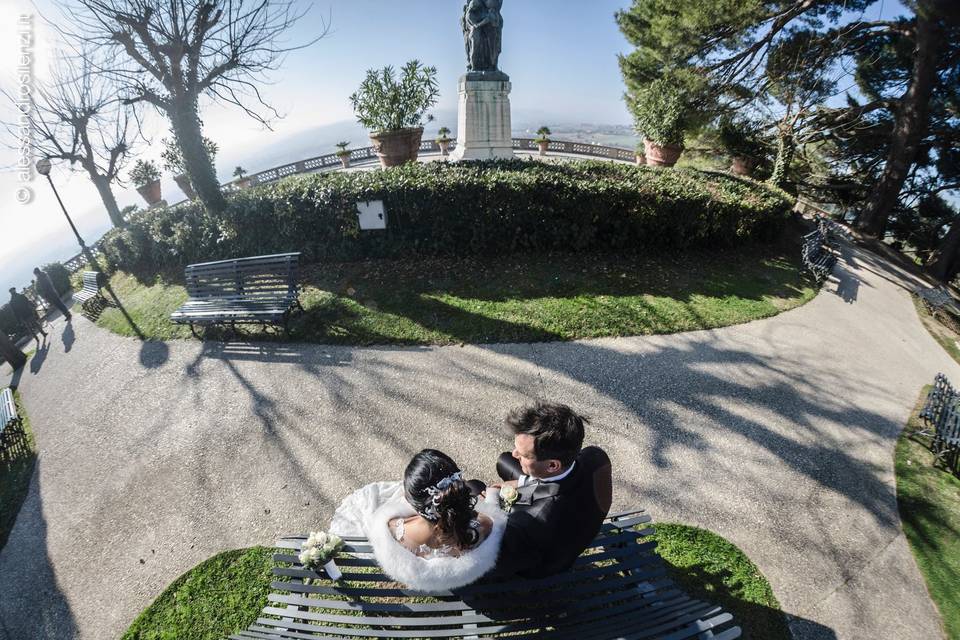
xmin=329 ymin=449 xmax=507 ymax=591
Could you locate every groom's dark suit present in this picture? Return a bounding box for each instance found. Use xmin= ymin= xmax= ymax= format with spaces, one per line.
xmin=494 ymin=446 xmax=612 ymax=579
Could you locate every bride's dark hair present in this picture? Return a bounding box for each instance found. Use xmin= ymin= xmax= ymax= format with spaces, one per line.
xmin=404 ymin=449 xmax=480 ymax=549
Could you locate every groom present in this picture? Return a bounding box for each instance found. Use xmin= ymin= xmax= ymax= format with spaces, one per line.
xmin=491 ymin=402 xmax=612 ymax=578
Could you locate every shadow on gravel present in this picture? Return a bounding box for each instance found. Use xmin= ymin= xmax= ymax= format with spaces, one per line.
xmin=661 ymin=558 xmax=836 ymax=640
xmin=0 ymin=463 xmax=77 ymax=639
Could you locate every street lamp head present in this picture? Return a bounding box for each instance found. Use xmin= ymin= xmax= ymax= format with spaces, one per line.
xmin=36 ymin=158 xmax=52 ymax=176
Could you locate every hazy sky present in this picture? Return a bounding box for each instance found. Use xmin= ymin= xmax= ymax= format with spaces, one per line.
xmin=0 ymin=0 xmax=635 ymax=292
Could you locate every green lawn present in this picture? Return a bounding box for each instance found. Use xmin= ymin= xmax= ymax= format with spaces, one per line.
xmin=897 ymin=388 xmax=960 ymax=639
xmin=0 ymin=389 xmax=37 ymax=553
xmin=122 ymin=547 xmax=274 ymax=640
xmin=92 ymin=239 xmax=817 ymax=345
xmin=652 ymin=523 xmax=790 ymax=639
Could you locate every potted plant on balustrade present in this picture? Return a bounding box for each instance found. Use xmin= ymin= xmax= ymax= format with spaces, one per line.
xmin=130 ymin=160 xmax=162 ymax=207
xmin=535 ymin=127 xmax=552 ymax=156
xmin=161 ymin=136 xmax=219 ymax=199
xmin=436 ymin=127 xmax=453 ymax=157
xmin=630 ymin=73 xmax=705 ymax=167
xmin=716 ymin=115 xmax=768 ymax=177
xmin=349 ymin=60 xmax=440 ymax=168
xmin=335 ymin=141 xmax=352 ymax=168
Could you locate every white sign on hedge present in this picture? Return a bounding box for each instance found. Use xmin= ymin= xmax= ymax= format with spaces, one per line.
xmin=357 ymin=201 xmax=387 ymax=230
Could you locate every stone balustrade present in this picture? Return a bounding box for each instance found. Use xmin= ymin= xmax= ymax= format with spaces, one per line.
xmin=245 ymin=138 xmax=636 ymax=187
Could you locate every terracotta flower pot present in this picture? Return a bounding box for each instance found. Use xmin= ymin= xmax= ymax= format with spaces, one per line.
xmin=337 ymin=153 xmax=351 ymax=169
xmin=730 ymin=156 xmax=756 ymax=176
xmin=136 ymin=180 xmax=162 ymax=206
xmin=369 ymin=127 xmax=424 ymax=168
xmin=174 ymin=174 xmax=197 ymax=199
xmin=643 ymin=139 xmax=683 ymax=167
xmin=537 ymin=140 xmax=549 ymax=156
xmin=437 ymin=139 xmax=452 ymax=157
xmin=635 ymin=153 xmax=647 ymax=166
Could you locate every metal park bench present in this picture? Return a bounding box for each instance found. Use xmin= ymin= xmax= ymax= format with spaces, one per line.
xmin=1 ymin=387 xmax=22 ymax=446
xmin=74 ymin=271 xmax=108 ymax=312
xmin=170 ymin=253 xmax=304 ymax=337
xmin=801 ymin=228 xmax=836 ymax=284
xmin=916 ymin=287 xmax=960 ymax=333
xmin=919 ymin=374 xmax=960 ymax=473
xmin=229 ymin=509 xmax=742 ymax=640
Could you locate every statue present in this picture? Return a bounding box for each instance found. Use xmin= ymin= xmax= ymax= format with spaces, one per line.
xmin=462 ymin=0 xmax=504 ymax=75
xmin=453 ymin=0 xmax=513 ymax=161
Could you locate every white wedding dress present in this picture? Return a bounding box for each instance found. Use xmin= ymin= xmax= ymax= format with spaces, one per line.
xmin=329 ymin=481 xmax=507 ymax=592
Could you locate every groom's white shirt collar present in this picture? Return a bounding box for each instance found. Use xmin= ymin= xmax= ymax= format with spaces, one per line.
xmin=517 ymin=461 xmax=576 ymax=487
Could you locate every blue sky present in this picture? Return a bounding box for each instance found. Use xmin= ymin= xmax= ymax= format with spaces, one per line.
xmin=0 ymin=0 xmax=636 ymax=293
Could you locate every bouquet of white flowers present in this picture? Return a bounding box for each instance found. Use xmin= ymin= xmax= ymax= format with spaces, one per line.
xmin=298 ymin=531 xmax=345 ymax=580
xmin=499 ymin=485 xmax=519 ymax=512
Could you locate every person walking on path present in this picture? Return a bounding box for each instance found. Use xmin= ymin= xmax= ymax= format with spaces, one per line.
xmin=7 ymin=288 xmax=46 ymax=341
xmin=33 ymin=267 xmax=72 ymax=321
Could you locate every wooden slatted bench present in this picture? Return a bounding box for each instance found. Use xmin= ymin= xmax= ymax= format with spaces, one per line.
xmin=1 ymin=387 xmax=21 ymax=446
xmin=228 ymin=509 xmax=741 ymax=640
xmin=74 ymin=271 xmax=107 ymax=310
xmin=802 ymin=229 xmax=836 ymax=284
xmin=170 ymin=253 xmax=304 ymax=337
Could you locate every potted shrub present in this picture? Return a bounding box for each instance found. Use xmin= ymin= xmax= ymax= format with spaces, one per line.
xmin=130 ymin=160 xmax=162 ymax=206
xmin=635 ymin=143 xmax=647 ymax=166
xmin=436 ymin=127 xmax=453 ymax=156
xmin=535 ymin=127 xmax=552 ymax=156
xmin=630 ymin=76 xmax=698 ymax=167
xmin=161 ymin=136 xmax=219 ymax=199
xmin=716 ymin=116 xmax=767 ymax=177
xmin=335 ymin=141 xmax=352 ymax=168
xmin=233 ymin=166 xmax=250 ymax=189
xmin=349 ymin=60 xmax=440 ymax=168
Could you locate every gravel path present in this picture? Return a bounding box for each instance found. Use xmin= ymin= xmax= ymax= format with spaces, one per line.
xmin=1 ymin=236 xmax=954 ymax=640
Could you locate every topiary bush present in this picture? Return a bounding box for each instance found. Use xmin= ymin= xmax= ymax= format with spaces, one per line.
xmin=98 ymin=159 xmax=794 ymax=278
xmin=40 ymin=262 xmax=72 ymax=296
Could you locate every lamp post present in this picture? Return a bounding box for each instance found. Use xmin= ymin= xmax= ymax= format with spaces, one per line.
xmin=36 ymin=158 xmax=88 ymax=251
xmin=35 ymin=159 xmax=100 ymax=270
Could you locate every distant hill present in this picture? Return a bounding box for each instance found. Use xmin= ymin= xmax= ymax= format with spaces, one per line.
xmin=224 ymin=111 xmax=636 ymax=177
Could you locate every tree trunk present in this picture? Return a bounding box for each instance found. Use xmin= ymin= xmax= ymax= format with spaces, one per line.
xmin=170 ymin=101 xmax=226 ymax=214
xmin=0 ymin=331 xmax=27 ymax=370
xmin=91 ymin=171 xmax=124 ymax=227
xmin=768 ymin=128 xmax=794 ymax=189
xmin=855 ymin=1 xmax=946 ymax=238
xmin=927 ymin=220 xmax=960 ymax=281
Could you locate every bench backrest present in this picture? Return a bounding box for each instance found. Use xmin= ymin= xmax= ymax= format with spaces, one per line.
xmin=802 ymin=231 xmax=829 ymax=260
xmin=937 ymin=397 xmax=960 ymax=444
xmin=240 ymin=510 xmax=740 ymax=640
xmin=184 ymin=253 xmax=301 ymax=300
xmin=1 ymin=388 xmax=17 ymax=428
xmin=81 ymin=271 xmax=104 ymax=290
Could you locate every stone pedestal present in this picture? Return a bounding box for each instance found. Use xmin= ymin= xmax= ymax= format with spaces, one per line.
xmin=451 ymin=74 xmax=514 ymax=161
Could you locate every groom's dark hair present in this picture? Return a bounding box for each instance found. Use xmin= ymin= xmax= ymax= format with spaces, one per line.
xmin=506 ymin=402 xmax=586 ymax=467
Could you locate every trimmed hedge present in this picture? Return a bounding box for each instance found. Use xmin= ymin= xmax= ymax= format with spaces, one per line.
xmin=99 ymin=159 xmax=793 ymax=275
xmin=40 ymin=262 xmax=72 ymax=296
